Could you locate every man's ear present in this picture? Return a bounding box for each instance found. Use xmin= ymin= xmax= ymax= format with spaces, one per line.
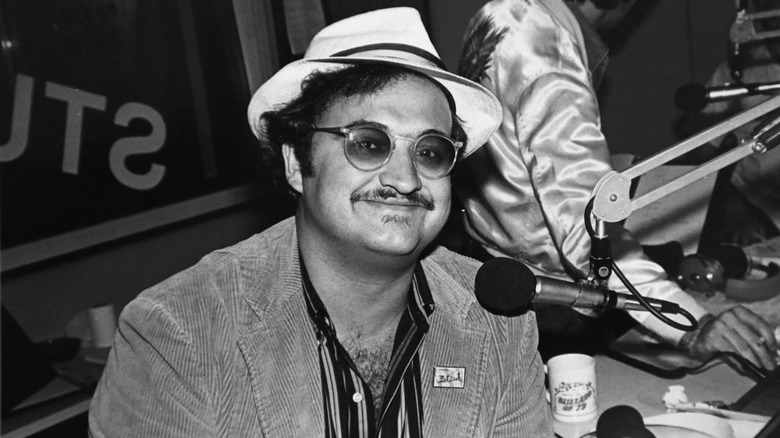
xmin=282 ymin=143 xmax=303 ymax=194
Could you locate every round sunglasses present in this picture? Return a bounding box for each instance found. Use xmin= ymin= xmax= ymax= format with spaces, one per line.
xmin=311 ymin=124 xmax=463 ymax=179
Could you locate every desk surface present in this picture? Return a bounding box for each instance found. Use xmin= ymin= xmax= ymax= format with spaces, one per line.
xmin=1 ymin=390 xmax=91 ymax=438
xmin=554 ymin=354 xmax=758 ymax=438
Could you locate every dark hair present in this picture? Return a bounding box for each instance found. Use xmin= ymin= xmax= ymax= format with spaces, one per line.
xmin=258 ymin=63 xmax=467 ymax=198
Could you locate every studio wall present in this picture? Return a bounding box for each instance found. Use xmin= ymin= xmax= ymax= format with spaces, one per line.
xmin=429 ymin=0 xmax=735 ymax=158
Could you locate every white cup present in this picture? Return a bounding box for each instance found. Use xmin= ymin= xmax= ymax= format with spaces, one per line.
xmin=546 ymin=353 xmax=598 ymax=422
xmin=88 ymin=303 xmax=117 ymax=348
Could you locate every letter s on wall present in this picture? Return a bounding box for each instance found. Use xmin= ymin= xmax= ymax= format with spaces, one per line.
xmin=110 ymin=102 xmax=167 ymax=190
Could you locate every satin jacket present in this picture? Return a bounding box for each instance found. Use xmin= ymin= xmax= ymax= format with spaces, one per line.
xmin=458 ymin=0 xmax=708 ymax=343
xmin=88 ymin=217 xmax=553 ymax=437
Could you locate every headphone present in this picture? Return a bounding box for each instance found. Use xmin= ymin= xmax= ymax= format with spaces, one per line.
xmin=676 ymin=244 xmax=780 ymax=302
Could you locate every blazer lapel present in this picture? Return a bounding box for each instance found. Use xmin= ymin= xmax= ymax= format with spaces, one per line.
xmin=234 ymin=219 xmax=325 ymax=437
xmin=421 ymin=310 xmax=490 ymax=437
xmin=238 ymin=293 xmax=325 ymax=437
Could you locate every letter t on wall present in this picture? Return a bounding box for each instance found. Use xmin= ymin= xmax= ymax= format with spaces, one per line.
xmin=45 ymin=82 xmax=107 ymax=175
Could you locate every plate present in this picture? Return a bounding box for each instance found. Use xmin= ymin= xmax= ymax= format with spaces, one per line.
xmin=644 ymin=413 xmax=734 ymax=438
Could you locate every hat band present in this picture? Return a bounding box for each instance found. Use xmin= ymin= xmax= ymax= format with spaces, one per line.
xmin=330 ymin=43 xmax=448 ymax=71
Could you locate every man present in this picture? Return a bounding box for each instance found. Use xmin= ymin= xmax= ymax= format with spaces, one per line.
xmin=697 ymin=0 xmax=780 ymax=248
xmin=680 ymin=0 xmax=780 ymax=334
xmin=458 ymin=0 xmax=778 ymax=368
xmin=88 ymin=8 xmax=552 ymax=437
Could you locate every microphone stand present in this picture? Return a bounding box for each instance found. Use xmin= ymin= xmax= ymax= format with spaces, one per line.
xmin=586 ymin=94 xmax=780 ymax=331
xmin=586 ymin=215 xmax=611 ymax=288
xmin=730 ymin=7 xmax=780 ymax=46
xmin=728 ymin=4 xmax=780 ymax=81
xmin=711 ymin=81 xmax=780 ymax=100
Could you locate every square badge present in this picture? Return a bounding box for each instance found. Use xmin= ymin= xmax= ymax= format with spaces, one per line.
xmin=433 ymin=366 xmax=465 ymax=388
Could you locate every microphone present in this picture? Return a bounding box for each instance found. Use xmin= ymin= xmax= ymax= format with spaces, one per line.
xmin=674 ymin=81 xmax=780 ymax=113
xmin=474 ymin=258 xmax=680 ymax=317
xmin=596 ymin=405 xmax=656 ymax=438
xmin=708 ymin=244 xmax=750 ymax=279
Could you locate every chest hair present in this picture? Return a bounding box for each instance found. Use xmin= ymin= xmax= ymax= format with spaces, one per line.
xmin=341 ymin=330 xmax=396 ymax=417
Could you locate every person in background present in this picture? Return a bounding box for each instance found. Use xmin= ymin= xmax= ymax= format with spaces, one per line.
xmin=88 ymin=8 xmax=553 ymax=437
xmin=695 ymin=0 xmax=780 ymax=249
xmin=457 ymin=0 xmax=778 ymax=369
xmin=678 ymin=0 xmax=780 ymax=343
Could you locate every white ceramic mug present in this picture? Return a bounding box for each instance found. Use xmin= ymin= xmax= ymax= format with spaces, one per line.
xmin=88 ymin=303 xmax=117 ymax=348
xmin=546 ymin=353 xmax=598 ymax=422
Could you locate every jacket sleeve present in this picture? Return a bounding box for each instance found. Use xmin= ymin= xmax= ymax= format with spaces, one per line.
xmin=88 ymin=296 xmax=216 ymax=437
xmin=492 ymin=312 xmax=554 ymax=437
xmin=518 ymin=69 xmax=710 ymax=344
xmin=462 ymin=2 xmax=709 ymax=345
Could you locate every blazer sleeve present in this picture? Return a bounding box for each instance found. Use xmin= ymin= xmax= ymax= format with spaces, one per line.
xmin=492 ymin=311 xmax=554 ymax=436
xmin=89 ymin=296 xmax=216 ymax=437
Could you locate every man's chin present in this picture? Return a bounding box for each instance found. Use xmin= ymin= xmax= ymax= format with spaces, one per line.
xmin=362 ymin=234 xmax=430 ymax=260
xmin=381 ymin=214 xmax=413 ymax=226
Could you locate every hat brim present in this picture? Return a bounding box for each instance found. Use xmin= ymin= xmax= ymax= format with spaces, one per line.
xmin=247 ymin=57 xmax=501 ymax=160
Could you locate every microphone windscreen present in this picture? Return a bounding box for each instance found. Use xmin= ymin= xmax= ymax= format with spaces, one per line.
xmin=674 ymin=83 xmax=708 ymax=113
xmin=711 ymin=244 xmax=749 ymax=279
xmin=596 ymin=405 xmax=655 ymax=438
xmin=474 ymin=258 xmax=536 ymax=317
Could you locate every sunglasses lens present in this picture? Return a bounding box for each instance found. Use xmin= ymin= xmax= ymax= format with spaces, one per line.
xmin=345 ymin=127 xmax=393 ymax=170
xmin=341 ymin=126 xmax=457 ymax=178
xmin=414 ymin=135 xmax=457 ymax=178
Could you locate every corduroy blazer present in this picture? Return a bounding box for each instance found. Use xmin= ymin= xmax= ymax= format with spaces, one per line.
xmin=88 ymin=217 xmax=553 ymax=437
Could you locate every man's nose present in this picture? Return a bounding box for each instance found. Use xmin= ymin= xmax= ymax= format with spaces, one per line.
xmin=378 ymin=140 xmax=422 ymax=194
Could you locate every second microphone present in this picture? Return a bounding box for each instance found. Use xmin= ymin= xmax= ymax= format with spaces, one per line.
xmin=475 ymin=257 xmax=680 ymax=317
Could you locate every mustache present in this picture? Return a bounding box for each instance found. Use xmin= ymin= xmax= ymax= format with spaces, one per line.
xmin=350 ymin=189 xmax=436 ymax=211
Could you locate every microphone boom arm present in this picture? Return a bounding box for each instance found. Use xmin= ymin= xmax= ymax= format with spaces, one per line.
xmin=730 ymin=8 xmax=780 ymax=45
xmin=728 ymin=5 xmax=780 ymax=84
xmin=585 ymin=94 xmax=780 ymax=331
xmin=591 ymin=94 xmax=780 ymax=224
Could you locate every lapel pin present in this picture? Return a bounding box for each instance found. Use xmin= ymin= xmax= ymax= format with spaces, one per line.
xmin=433 ymin=366 xmax=465 ymax=388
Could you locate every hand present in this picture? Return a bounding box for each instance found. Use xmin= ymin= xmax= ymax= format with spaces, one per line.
xmin=689 ymin=306 xmax=779 ymax=371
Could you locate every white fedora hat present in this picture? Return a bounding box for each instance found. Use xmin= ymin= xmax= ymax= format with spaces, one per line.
xmin=247 ymin=7 xmax=501 ymax=159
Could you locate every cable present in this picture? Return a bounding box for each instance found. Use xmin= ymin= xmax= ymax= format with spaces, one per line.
xmin=612 ymin=260 xmax=698 ymax=331
xmin=585 ymin=197 xmax=596 ymax=239
xmin=584 ymin=197 xmax=697 ymax=331
xmin=607 ymin=347 xmax=768 ymax=382
xmin=585 ymin=199 xmax=770 ymax=381
xmin=691 ymin=351 xmax=768 ymax=380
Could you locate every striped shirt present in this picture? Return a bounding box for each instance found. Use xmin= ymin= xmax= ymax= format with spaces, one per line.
xmin=301 ymin=260 xmax=435 ymax=438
